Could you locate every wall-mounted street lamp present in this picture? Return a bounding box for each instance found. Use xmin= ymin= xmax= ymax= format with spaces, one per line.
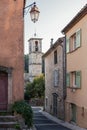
xmin=24 ymin=2 xmax=40 ymax=23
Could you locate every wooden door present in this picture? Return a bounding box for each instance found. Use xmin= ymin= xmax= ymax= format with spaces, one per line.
xmin=71 ymin=104 xmax=76 ymax=123
xmin=53 ymin=93 xmax=58 ymax=116
xmin=0 ymin=72 xmax=8 ymax=110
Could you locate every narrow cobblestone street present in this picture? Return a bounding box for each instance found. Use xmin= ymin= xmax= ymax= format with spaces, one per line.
xmin=33 ymin=107 xmax=71 ymax=130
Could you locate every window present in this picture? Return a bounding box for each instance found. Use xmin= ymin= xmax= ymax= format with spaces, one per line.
xmin=69 ymin=71 xmax=81 ymax=88
xmin=70 ymin=33 xmax=76 ymax=52
xmin=35 ymin=41 xmax=38 ymax=51
xmin=71 ymin=71 xmax=76 ymax=87
xmin=54 ymin=50 xmax=57 ymax=64
xmin=54 ymin=69 xmax=59 ymax=87
xmin=66 ymin=29 xmax=81 ymax=53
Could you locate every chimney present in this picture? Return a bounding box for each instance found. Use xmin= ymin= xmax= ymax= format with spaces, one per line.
xmin=50 ymin=38 xmax=53 ymax=47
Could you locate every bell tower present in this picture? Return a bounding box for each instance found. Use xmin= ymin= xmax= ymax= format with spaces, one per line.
xmin=28 ymin=37 xmax=43 ymax=82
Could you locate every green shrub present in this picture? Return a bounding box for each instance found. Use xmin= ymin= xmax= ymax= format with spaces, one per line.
xmin=14 ymin=124 xmax=21 ymax=129
xmin=12 ymin=100 xmax=33 ymax=128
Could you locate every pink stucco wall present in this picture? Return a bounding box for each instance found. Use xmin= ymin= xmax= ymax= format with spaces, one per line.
xmin=0 ymin=0 xmax=24 ymax=103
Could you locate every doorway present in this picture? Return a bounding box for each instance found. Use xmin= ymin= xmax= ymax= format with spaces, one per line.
xmin=53 ymin=93 xmax=58 ymax=116
xmin=0 ymin=72 xmax=8 ymax=110
xmin=71 ymin=103 xmax=76 ymax=123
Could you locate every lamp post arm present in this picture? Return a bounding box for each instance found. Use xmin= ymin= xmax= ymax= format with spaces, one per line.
xmin=24 ymin=2 xmax=36 ymax=10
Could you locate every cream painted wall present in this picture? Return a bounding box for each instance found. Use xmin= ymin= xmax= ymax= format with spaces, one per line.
xmin=66 ymin=15 xmax=87 ymax=107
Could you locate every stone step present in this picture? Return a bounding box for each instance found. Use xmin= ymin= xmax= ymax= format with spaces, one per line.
xmin=0 ymin=115 xmax=19 ymax=128
xmin=0 ymin=116 xmax=16 ymax=122
xmin=0 ymin=122 xmax=18 ymax=128
xmin=0 ymin=128 xmax=17 ymax=130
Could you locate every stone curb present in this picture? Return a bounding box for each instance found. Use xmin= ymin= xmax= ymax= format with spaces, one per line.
xmin=41 ymin=111 xmax=87 ymax=130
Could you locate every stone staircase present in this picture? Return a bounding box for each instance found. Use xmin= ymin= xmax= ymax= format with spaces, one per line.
xmin=0 ymin=115 xmax=18 ymax=129
xmin=0 ymin=115 xmax=31 ymax=130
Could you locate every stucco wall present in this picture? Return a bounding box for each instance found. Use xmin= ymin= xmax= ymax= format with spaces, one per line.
xmin=66 ymin=15 xmax=87 ymax=127
xmin=66 ymin=15 xmax=87 ymax=106
xmin=0 ymin=0 xmax=24 ymax=103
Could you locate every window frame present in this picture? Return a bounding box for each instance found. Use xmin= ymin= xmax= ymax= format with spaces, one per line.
xmin=66 ymin=28 xmax=81 ymax=53
xmin=35 ymin=41 xmax=38 ymax=52
xmin=67 ymin=71 xmax=81 ymax=89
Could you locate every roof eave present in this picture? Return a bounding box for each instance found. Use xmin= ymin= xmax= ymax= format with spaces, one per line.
xmin=42 ymin=37 xmax=65 ymax=58
xmin=62 ymin=4 xmax=87 ymax=34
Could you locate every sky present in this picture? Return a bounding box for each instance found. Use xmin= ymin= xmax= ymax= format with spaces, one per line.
xmin=24 ymin=0 xmax=87 ymax=54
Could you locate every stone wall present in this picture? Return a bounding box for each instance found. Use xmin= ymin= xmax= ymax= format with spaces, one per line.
xmin=44 ymin=38 xmax=65 ymax=120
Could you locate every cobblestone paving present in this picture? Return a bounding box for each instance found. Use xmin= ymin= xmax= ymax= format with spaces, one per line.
xmin=33 ymin=107 xmax=71 ymax=130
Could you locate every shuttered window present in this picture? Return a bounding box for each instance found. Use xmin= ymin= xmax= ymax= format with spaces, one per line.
xmin=70 ymin=71 xmax=81 ymax=88
xmin=67 ymin=29 xmax=81 ymax=53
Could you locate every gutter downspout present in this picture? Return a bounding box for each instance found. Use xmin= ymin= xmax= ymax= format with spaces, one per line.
xmin=63 ymin=36 xmax=66 ymax=121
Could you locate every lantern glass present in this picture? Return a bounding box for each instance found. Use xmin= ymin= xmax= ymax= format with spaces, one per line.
xmin=30 ymin=5 xmax=40 ymax=23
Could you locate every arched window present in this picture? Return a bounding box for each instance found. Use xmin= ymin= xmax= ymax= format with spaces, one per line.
xmin=35 ymin=41 xmax=38 ymax=51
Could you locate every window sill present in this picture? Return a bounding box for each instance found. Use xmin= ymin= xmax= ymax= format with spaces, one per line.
xmin=67 ymin=87 xmax=81 ymax=92
xmin=67 ymin=46 xmax=81 ymax=54
xmin=69 ymin=87 xmax=80 ymax=89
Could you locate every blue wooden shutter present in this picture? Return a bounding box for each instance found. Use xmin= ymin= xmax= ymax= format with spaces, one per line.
xmin=76 ymin=29 xmax=81 ymax=48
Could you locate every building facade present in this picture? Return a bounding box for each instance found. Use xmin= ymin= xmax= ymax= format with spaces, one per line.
xmin=62 ymin=4 xmax=87 ymax=128
xmin=43 ymin=37 xmax=66 ymax=120
xmin=0 ymin=0 xmax=25 ymax=110
xmin=28 ymin=37 xmax=43 ymax=82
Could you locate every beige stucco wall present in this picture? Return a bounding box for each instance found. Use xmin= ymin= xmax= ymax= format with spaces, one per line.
xmin=66 ymin=15 xmax=87 ymax=106
xmin=66 ymin=15 xmax=87 ymax=128
xmin=0 ymin=0 xmax=24 ymax=103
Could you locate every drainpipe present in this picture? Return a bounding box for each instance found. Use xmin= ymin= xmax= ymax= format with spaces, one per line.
xmin=63 ymin=36 xmax=66 ymax=121
xmin=59 ymin=37 xmax=66 ymax=121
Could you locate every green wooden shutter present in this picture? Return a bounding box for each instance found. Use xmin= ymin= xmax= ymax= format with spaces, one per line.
xmin=66 ymin=38 xmax=70 ymax=53
xmin=66 ymin=73 xmax=70 ymax=87
xmin=76 ymin=29 xmax=81 ymax=48
xmin=76 ymin=71 xmax=81 ymax=88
